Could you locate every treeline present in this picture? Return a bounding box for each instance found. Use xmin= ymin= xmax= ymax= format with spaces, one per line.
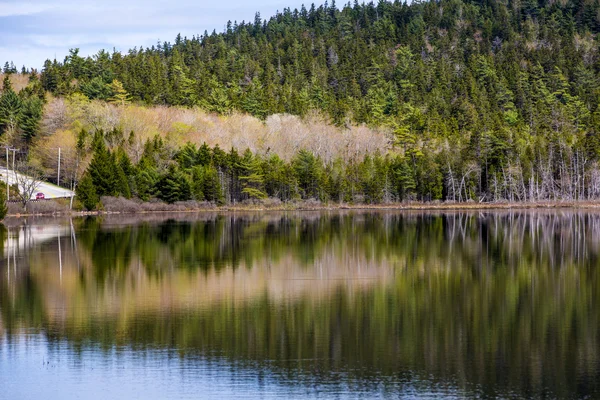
xmin=75 ymin=128 xmax=429 ymax=209
xmin=75 ymin=125 xmax=600 ymax=209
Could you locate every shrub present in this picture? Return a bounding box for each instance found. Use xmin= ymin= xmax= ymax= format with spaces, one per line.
xmin=0 ymin=188 xmax=7 ymax=219
xmin=76 ymin=173 xmax=99 ymax=210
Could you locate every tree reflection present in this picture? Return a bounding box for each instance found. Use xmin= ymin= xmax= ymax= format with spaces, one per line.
xmin=1 ymin=211 xmax=600 ymax=398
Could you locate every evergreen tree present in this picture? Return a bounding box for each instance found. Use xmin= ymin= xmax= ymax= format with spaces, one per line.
xmin=87 ymin=133 xmax=116 ymax=196
xmin=0 ymin=80 xmax=22 ymax=136
xmin=0 ymin=187 xmax=7 ymax=220
xmin=202 ymin=165 xmax=224 ymax=204
xmin=293 ymin=150 xmax=323 ymax=200
xmin=157 ymin=165 xmax=192 ymax=203
xmin=239 ymin=149 xmax=267 ymax=199
xmin=108 ymin=79 xmax=131 ymax=106
xmin=113 ymin=156 xmax=132 ymax=198
xmin=19 ymin=97 xmax=43 ymax=143
xmin=394 ymin=157 xmax=416 ymax=201
xmin=263 ymin=154 xmax=297 ymax=201
xmin=135 ymin=165 xmax=159 ymax=201
xmin=190 ymin=166 xmax=205 ymax=200
xmin=76 ymin=173 xmax=99 ymax=210
xmin=177 ymin=143 xmax=199 ymax=170
xmin=197 ymin=143 xmax=212 ymax=166
xmin=81 ymin=76 xmax=112 ymax=100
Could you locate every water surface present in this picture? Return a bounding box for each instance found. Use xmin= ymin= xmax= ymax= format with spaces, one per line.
xmin=1 ymin=211 xmax=599 ymax=399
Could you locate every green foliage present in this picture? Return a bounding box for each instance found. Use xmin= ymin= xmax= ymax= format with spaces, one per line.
xmin=0 ymin=75 xmax=45 ymax=142
xmin=107 ymin=79 xmax=131 ymax=106
xmin=76 ymin=173 xmax=99 ymax=211
xmin=263 ymin=154 xmax=296 ymax=201
xmin=393 ymin=157 xmax=417 ymax=201
xmin=0 ymin=187 xmax=7 ymax=220
xmin=19 ymin=97 xmax=43 ymax=142
xmin=86 ymin=133 xmax=133 ymax=199
xmin=114 ymin=159 xmax=132 ymax=199
xmin=88 ymin=134 xmax=116 ymax=196
xmin=78 ymin=127 xmax=452 ymax=205
xmin=81 ymin=76 xmax=112 ymax=100
xmin=35 ymin=0 xmax=600 ymax=204
xmin=157 ymin=165 xmax=192 ymax=203
xmin=35 ymin=0 xmax=600 ymax=128
xmin=135 ymin=166 xmax=159 ymax=201
xmin=0 ymin=85 xmax=22 ymax=136
xmin=359 ymin=155 xmax=386 ymax=203
xmin=293 ymin=150 xmax=324 ymax=200
xmin=202 ymin=165 xmax=224 ymax=204
xmin=239 ymin=149 xmax=267 ymax=199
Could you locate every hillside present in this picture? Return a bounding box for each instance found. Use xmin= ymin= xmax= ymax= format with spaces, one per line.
xmin=36 ymin=0 xmax=600 ymax=127
xmin=2 ymin=0 xmax=600 ymax=206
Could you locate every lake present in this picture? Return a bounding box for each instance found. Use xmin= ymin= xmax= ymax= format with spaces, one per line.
xmin=1 ymin=211 xmax=599 ymax=399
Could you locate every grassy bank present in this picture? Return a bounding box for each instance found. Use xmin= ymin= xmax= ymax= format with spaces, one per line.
xmin=7 ymin=196 xmax=600 ymax=217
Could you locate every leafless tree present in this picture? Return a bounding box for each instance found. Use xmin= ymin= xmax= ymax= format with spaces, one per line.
xmin=14 ymin=162 xmax=42 ymax=211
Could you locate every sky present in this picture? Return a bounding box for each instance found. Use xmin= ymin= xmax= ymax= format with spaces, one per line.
xmin=0 ymin=0 xmax=323 ymax=70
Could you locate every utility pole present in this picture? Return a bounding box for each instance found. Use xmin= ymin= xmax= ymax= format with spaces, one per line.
xmin=5 ymin=146 xmax=8 ymax=201
xmin=57 ymin=147 xmax=61 ymax=187
xmin=9 ymin=148 xmax=19 ymax=202
xmin=10 ymin=148 xmax=18 ymax=175
xmin=9 ymin=147 xmax=20 ymax=178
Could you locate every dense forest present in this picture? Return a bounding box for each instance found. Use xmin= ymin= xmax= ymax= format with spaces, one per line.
xmin=3 ymin=0 xmax=600 ymax=207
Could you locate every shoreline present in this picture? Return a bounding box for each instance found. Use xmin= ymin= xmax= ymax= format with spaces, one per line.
xmin=7 ymin=199 xmax=600 ymax=218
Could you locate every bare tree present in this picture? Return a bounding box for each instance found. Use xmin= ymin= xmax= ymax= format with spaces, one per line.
xmin=14 ymin=162 xmax=42 ymax=211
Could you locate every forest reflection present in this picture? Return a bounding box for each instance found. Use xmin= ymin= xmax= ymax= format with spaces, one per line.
xmin=1 ymin=211 xmax=600 ymax=398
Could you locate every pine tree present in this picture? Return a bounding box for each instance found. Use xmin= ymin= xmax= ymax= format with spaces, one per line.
xmin=239 ymin=149 xmax=267 ymax=199
xmin=114 ymin=160 xmax=131 ymax=198
xmin=177 ymin=143 xmax=199 ymax=170
xmin=81 ymin=76 xmax=112 ymax=100
xmin=324 ymin=158 xmax=348 ymax=203
xmin=191 ymin=166 xmax=205 ymax=200
xmin=0 ymin=81 xmax=22 ymax=136
xmin=242 ymin=79 xmax=268 ymax=119
xmin=197 ymin=143 xmax=212 ymax=166
xmin=19 ymin=97 xmax=43 ymax=143
xmin=394 ymin=157 xmax=416 ymax=201
xmin=1 ymin=75 xmax=12 ymax=92
xmin=293 ymin=150 xmax=323 ymax=199
xmin=202 ymin=165 xmax=224 ymax=204
xmin=108 ymin=79 xmax=131 ymax=106
xmin=135 ymin=164 xmax=159 ymax=201
xmin=263 ymin=154 xmax=297 ymax=201
xmin=157 ymin=165 xmax=191 ymax=203
xmin=76 ymin=173 xmax=99 ymax=210
xmin=87 ymin=133 xmax=116 ymax=196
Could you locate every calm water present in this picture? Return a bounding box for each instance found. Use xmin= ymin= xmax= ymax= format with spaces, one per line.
xmin=1 ymin=211 xmax=599 ymax=399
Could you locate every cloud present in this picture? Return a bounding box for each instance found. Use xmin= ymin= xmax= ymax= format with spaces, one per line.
xmin=0 ymin=2 xmax=54 ymax=17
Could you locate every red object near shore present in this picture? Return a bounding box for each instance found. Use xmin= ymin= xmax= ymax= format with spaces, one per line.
xmin=35 ymin=192 xmax=45 ymax=200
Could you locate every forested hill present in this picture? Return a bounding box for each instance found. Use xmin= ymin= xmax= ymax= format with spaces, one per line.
xmin=39 ymin=0 xmax=600 ymax=130
xmin=4 ymin=0 xmax=600 ymax=207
